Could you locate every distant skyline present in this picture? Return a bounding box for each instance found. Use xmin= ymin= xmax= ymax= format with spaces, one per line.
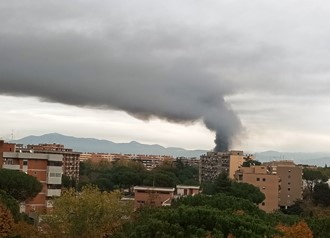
xmin=2 ymin=1 xmax=330 ymax=152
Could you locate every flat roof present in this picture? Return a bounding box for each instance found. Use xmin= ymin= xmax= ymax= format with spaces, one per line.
xmin=134 ymin=186 xmax=175 ymax=192
xmin=3 ymin=152 xmax=63 ymax=161
xmin=176 ymin=185 xmax=200 ymax=189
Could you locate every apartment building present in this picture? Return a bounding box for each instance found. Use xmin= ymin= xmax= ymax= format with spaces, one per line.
xmin=80 ymin=153 xmax=117 ymax=163
xmin=134 ymin=186 xmax=175 ymax=208
xmin=175 ymin=157 xmax=200 ymax=168
xmin=0 ymin=140 xmax=16 ymax=167
xmin=80 ymin=152 xmax=175 ymax=170
xmin=235 ymin=166 xmax=280 ymax=212
xmin=234 ymin=161 xmax=303 ymax=212
xmin=200 ymin=150 xmax=247 ymax=182
xmin=264 ymin=160 xmax=303 ymax=207
xmin=20 ymin=143 xmax=80 ymax=181
xmin=2 ymin=151 xmax=63 ymax=214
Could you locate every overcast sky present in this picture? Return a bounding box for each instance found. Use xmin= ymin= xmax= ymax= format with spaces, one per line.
xmin=1 ymin=0 xmax=330 ymax=152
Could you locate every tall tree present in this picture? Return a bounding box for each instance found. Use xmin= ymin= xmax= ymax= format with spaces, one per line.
xmin=230 ymin=182 xmax=265 ymax=204
xmin=0 ymin=169 xmax=42 ymax=202
xmin=313 ymin=182 xmax=330 ymax=207
xmin=303 ymin=169 xmax=328 ymax=196
xmin=42 ymin=185 xmax=134 ymax=238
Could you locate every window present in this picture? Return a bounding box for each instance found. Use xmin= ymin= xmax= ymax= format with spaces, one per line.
xmin=257 ymin=178 xmax=260 ymax=181
xmin=23 ymin=160 xmax=28 ymax=166
xmin=48 ymin=184 xmax=61 ymax=189
xmin=47 ymin=161 xmax=62 ymax=166
xmin=262 ymin=178 xmax=266 ymax=182
xmin=49 ymin=173 xmax=61 ymax=177
xmin=261 ymin=202 xmax=265 ymax=206
xmin=288 ymin=188 xmax=291 ymax=191
xmin=262 ymin=187 xmax=266 ymax=190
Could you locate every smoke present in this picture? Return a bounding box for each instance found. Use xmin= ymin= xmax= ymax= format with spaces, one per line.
xmin=0 ymin=1 xmax=243 ymax=150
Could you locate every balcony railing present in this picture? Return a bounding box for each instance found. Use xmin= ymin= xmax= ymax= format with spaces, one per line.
xmin=3 ymin=164 xmax=20 ymax=170
xmin=47 ymin=189 xmax=61 ymax=197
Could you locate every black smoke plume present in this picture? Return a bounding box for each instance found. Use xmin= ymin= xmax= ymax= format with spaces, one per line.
xmin=0 ymin=1 xmax=243 ymax=150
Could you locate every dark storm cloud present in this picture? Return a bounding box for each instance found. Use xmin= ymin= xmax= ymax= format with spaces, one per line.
xmin=0 ymin=1 xmax=246 ymax=150
xmin=2 ymin=0 xmax=330 ymax=150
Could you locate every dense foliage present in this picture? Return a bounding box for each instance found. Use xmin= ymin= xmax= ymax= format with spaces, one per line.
xmin=116 ymin=194 xmax=280 ymax=238
xmin=202 ymin=173 xmax=265 ymax=204
xmin=303 ymin=168 xmax=328 ymax=195
xmin=0 ymin=169 xmax=42 ymax=202
xmin=1 ymin=162 xmax=330 ymax=237
xmin=0 ymin=190 xmax=20 ymax=222
xmin=79 ymin=159 xmax=199 ymax=191
xmin=41 ymin=186 xmax=134 ymax=238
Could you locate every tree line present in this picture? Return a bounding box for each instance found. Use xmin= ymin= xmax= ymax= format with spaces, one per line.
xmin=1 ymin=161 xmax=330 ymax=237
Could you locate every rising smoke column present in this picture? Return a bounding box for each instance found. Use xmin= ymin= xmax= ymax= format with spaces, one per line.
xmin=0 ymin=1 xmax=243 ymax=150
xmin=203 ymin=101 xmax=242 ymax=151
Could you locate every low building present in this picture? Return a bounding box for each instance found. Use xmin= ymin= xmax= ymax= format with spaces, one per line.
xmin=2 ymin=151 xmax=63 ymax=215
xmin=176 ymin=185 xmax=200 ymax=197
xmin=133 ymin=186 xmax=175 ymax=208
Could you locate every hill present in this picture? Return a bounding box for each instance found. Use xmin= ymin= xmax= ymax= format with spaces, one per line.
xmin=255 ymin=151 xmax=329 ymax=167
xmin=11 ymin=133 xmax=207 ymax=157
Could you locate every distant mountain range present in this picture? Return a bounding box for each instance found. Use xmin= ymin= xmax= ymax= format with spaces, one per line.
xmin=11 ymin=133 xmax=208 ymax=158
xmin=255 ymin=151 xmax=329 ymax=167
xmin=10 ymin=133 xmax=330 ymax=166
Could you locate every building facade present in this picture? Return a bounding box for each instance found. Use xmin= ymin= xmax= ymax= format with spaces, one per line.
xmin=234 ymin=160 xmax=303 ymax=212
xmin=264 ymin=160 xmax=303 ymax=207
xmin=0 ymin=140 xmax=16 ymax=167
xmin=2 ymin=151 xmax=63 ymax=214
xmin=200 ymin=150 xmax=246 ymax=182
xmin=235 ymin=166 xmax=280 ymax=212
xmin=133 ymin=186 xmax=175 ymax=208
xmin=22 ymin=144 xmax=80 ymax=181
xmin=176 ymin=185 xmax=200 ymax=197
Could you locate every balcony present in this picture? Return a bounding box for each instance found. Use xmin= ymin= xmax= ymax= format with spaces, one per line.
xmin=3 ymin=164 xmax=20 ymax=170
xmin=47 ymin=166 xmax=62 ymax=173
xmin=47 ymin=189 xmax=61 ymax=197
xmin=47 ymin=177 xmax=62 ymax=185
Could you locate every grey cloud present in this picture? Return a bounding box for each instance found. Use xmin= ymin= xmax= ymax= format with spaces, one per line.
xmin=2 ymin=1 xmax=330 ymax=150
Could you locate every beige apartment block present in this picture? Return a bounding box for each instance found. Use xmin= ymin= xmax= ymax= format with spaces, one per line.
xmin=235 ymin=166 xmax=280 ymax=212
xmin=264 ymin=160 xmax=303 ymax=207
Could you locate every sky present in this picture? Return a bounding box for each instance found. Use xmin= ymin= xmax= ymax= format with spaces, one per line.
xmin=1 ymin=0 xmax=330 ymax=152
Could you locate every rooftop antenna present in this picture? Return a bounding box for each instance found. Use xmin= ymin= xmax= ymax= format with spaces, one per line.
xmin=11 ymin=129 xmax=14 ymax=141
